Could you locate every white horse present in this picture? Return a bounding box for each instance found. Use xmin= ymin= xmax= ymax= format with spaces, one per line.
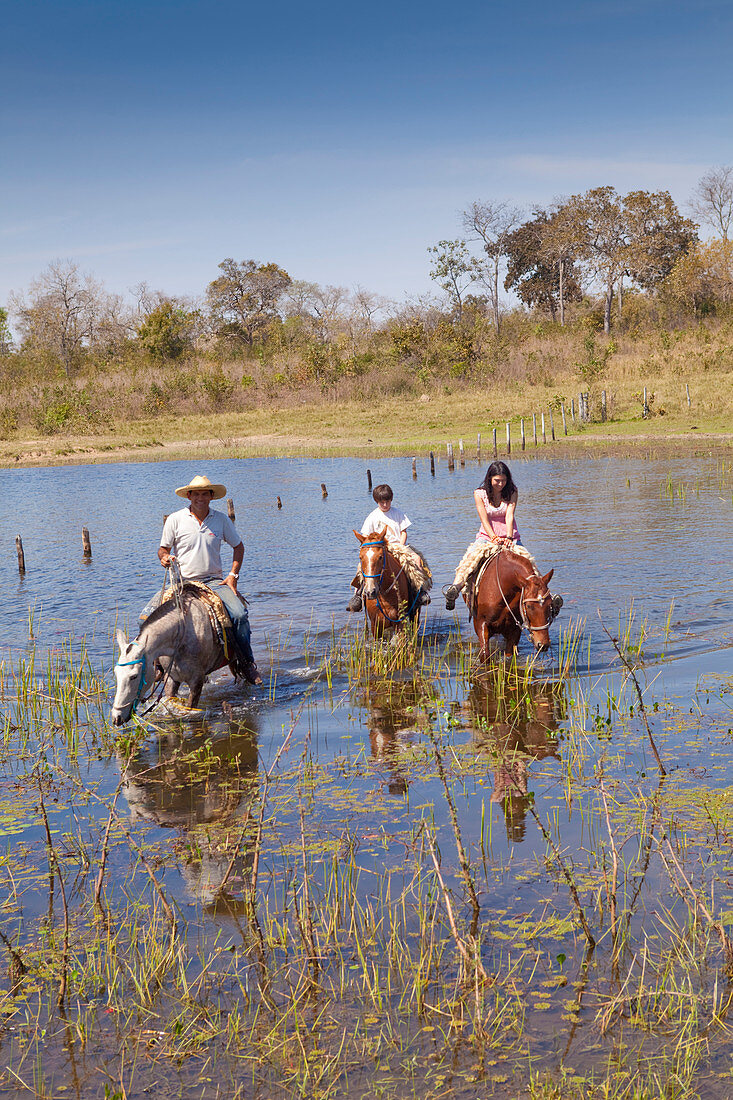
xmin=111 ymin=593 xmax=233 ymax=726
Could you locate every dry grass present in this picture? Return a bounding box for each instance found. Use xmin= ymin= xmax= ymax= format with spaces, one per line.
xmin=1 ymin=322 xmax=732 ymax=467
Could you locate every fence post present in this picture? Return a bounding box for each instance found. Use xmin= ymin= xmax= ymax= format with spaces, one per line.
xmin=429 ymin=451 xmax=435 ymax=476
xmin=447 ymin=442 xmax=455 ymax=471
xmin=571 ymin=398 xmax=576 ymax=423
xmin=321 ymin=483 xmax=328 ymax=498
xmin=16 ymin=536 xmax=26 ymax=574
xmin=549 ymin=408 xmax=556 ymax=441
xmin=561 ymin=402 xmax=567 ymax=436
xmin=505 ymin=422 xmax=511 ymax=455
xmin=227 ymin=497 xmax=236 ymax=521
xmin=476 ymin=432 xmax=481 ymax=462
xmin=367 ymin=468 xmax=372 ymax=492
xmin=601 ymin=390 xmax=607 ymax=422
xmin=492 ymin=428 xmax=497 ymax=457
xmin=277 ymin=496 xmax=282 ymax=509
xmin=82 ymin=527 xmax=92 ymax=558
xmin=520 ymin=418 xmax=526 ymax=450
xmin=685 ymin=383 xmax=691 ymax=408
xmin=642 ymin=387 xmax=649 ymax=419
xmin=541 ymin=412 xmax=546 ymax=444
xmin=459 ymin=439 xmax=465 ymax=467
xmin=412 ymin=458 xmax=417 ymax=480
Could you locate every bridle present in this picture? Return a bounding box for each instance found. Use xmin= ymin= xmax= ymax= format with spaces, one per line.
xmin=492 ymin=550 xmax=557 ymax=640
xmin=114 ymin=565 xmax=188 ymax=718
xmin=360 ymin=537 xmax=422 ymax=624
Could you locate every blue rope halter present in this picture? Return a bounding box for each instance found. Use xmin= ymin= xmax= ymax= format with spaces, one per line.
xmin=116 ymin=652 xmax=147 ymax=713
xmin=360 ymin=538 xmax=422 ymax=625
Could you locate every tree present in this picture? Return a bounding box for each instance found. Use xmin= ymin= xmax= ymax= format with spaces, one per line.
xmin=206 ymin=259 xmax=291 ymax=346
xmin=427 ymin=239 xmax=477 ymax=323
xmin=461 ymin=200 xmax=522 ymax=332
xmin=138 ymin=300 xmax=200 ymax=360
xmin=663 ymin=239 xmax=733 ymax=315
xmin=9 ymin=260 xmax=129 ymax=374
xmin=0 ymin=307 xmax=13 ymax=354
xmin=690 ymin=166 xmax=733 ymax=241
xmin=622 ymin=189 xmax=697 ymax=291
xmin=504 ymin=208 xmax=582 ymax=322
xmin=284 ymin=280 xmax=349 ymax=343
xmin=563 ymin=187 xmax=696 ymax=332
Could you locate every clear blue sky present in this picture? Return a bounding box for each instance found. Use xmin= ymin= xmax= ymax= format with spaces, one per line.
xmin=1 ymin=0 xmax=730 ymax=306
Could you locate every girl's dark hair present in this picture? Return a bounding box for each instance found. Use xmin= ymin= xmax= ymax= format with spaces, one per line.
xmin=372 ymin=483 xmax=394 ymax=504
xmin=479 ymin=461 xmax=516 ymax=502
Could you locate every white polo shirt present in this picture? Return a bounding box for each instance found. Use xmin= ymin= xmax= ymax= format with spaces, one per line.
xmin=361 ymin=505 xmax=411 ymax=544
xmin=160 ymin=507 xmax=241 ymax=581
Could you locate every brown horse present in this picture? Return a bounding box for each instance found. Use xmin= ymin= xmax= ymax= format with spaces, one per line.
xmin=469 ymin=548 xmax=559 ymax=659
xmin=354 ymin=528 xmax=422 ymax=636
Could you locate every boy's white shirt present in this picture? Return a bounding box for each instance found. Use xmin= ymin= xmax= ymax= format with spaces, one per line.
xmin=361 ymin=505 xmax=411 ymax=543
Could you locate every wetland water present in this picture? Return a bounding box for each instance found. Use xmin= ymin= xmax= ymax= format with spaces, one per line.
xmin=0 ymin=452 xmax=732 ymax=1099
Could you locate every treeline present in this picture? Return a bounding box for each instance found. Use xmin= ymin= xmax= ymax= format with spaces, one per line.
xmin=2 ymin=171 xmax=733 ymax=437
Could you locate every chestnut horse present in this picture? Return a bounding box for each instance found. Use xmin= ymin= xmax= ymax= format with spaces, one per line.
xmin=470 ymin=549 xmax=559 ymax=659
xmin=354 ymin=529 xmax=422 ymax=636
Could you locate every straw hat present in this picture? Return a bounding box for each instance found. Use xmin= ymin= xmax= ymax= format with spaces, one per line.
xmin=175 ymin=474 xmax=227 ymax=500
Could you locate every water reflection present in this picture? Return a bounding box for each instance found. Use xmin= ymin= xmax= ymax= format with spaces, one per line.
xmin=466 ymin=677 xmax=564 ymax=842
xmin=121 ymin=715 xmax=259 ymax=907
xmin=359 ymin=677 xmax=438 ymax=796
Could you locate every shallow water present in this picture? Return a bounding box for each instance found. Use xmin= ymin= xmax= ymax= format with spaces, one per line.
xmin=0 ymin=451 xmax=732 ymax=1098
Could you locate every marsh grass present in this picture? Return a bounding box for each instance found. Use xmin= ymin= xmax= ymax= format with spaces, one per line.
xmin=0 ymin=618 xmax=733 ymax=1097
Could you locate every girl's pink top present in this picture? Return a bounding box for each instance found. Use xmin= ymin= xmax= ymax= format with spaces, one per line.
xmin=475 ymin=490 xmax=520 ymax=542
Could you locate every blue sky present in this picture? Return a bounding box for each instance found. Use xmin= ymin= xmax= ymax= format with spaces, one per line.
xmin=2 ymin=0 xmax=731 ymax=307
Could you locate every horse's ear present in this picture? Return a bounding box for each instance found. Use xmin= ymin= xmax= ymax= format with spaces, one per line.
xmin=354 ymin=530 xmax=366 ymax=543
xmin=116 ymin=629 xmax=128 ymax=653
xmin=541 ymin=569 xmax=554 ymax=586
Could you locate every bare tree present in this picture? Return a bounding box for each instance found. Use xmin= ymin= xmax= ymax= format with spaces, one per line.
xmin=350 ymin=286 xmax=390 ymax=334
xmin=9 ymin=260 xmax=128 ymax=374
xmin=284 ymin=280 xmax=348 ymax=344
xmin=690 ymin=166 xmax=733 ymax=241
xmin=461 ymin=201 xmax=522 ymax=332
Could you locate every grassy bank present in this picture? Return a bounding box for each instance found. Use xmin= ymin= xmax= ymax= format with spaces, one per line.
xmin=0 ymin=389 xmax=731 ymax=469
xmin=3 ymin=318 xmax=733 ymax=467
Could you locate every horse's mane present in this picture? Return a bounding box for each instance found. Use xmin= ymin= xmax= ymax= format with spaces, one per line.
xmin=136 ymin=585 xmax=199 ymax=638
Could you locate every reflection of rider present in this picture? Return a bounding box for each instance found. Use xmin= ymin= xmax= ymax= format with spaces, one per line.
xmin=122 ymin=716 xmax=259 ymax=907
xmin=159 ymin=474 xmax=261 ymax=684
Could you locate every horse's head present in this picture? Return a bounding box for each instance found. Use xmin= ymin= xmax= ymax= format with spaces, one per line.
xmin=520 ymin=568 xmax=555 ymax=652
xmin=111 ymin=630 xmax=155 ymax=726
xmin=354 ymin=528 xmax=387 ymax=601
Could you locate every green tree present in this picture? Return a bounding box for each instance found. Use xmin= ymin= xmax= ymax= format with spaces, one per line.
xmin=427 ymin=239 xmax=477 ymax=324
xmin=138 ymin=300 xmax=199 ymax=360
xmin=207 ymin=258 xmax=291 ymax=347
xmin=563 ymin=187 xmax=696 ymax=332
xmin=504 ymin=209 xmax=582 ymax=322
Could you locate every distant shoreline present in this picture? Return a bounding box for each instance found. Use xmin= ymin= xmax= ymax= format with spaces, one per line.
xmin=1 ymin=410 xmax=731 ymax=470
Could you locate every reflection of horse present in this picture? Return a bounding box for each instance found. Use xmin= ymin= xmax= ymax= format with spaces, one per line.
xmin=354 ymin=529 xmax=423 ymax=636
xmin=467 ymin=677 xmax=563 ymax=842
xmin=359 ymin=677 xmax=436 ymax=795
xmin=112 ymin=588 xmax=256 ymax=725
xmin=469 ymin=549 xmax=559 ymax=658
xmin=121 ymin=716 xmax=259 ymax=907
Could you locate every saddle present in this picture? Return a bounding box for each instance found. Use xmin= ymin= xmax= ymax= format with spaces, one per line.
xmin=142 ymin=582 xmax=253 ymax=683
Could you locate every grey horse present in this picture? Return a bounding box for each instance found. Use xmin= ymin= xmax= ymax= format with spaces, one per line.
xmin=111 ymin=592 xmax=239 ymax=725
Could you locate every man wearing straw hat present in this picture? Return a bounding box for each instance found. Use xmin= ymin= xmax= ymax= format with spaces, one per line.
xmin=159 ymin=474 xmax=261 ymax=684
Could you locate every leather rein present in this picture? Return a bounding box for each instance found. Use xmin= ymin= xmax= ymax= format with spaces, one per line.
xmin=360 ymin=537 xmax=422 ymax=624
xmin=491 ymin=550 xmax=557 ymax=639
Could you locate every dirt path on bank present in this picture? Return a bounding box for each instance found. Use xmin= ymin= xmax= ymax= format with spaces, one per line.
xmin=1 ymin=426 xmax=731 ymax=469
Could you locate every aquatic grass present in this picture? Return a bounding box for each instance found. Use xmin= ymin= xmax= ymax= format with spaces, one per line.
xmin=2 ymin=631 xmax=733 ymax=1096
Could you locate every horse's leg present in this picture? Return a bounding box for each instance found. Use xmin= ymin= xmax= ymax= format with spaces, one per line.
xmin=187 ymin=674 xmax=206 ymax=709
